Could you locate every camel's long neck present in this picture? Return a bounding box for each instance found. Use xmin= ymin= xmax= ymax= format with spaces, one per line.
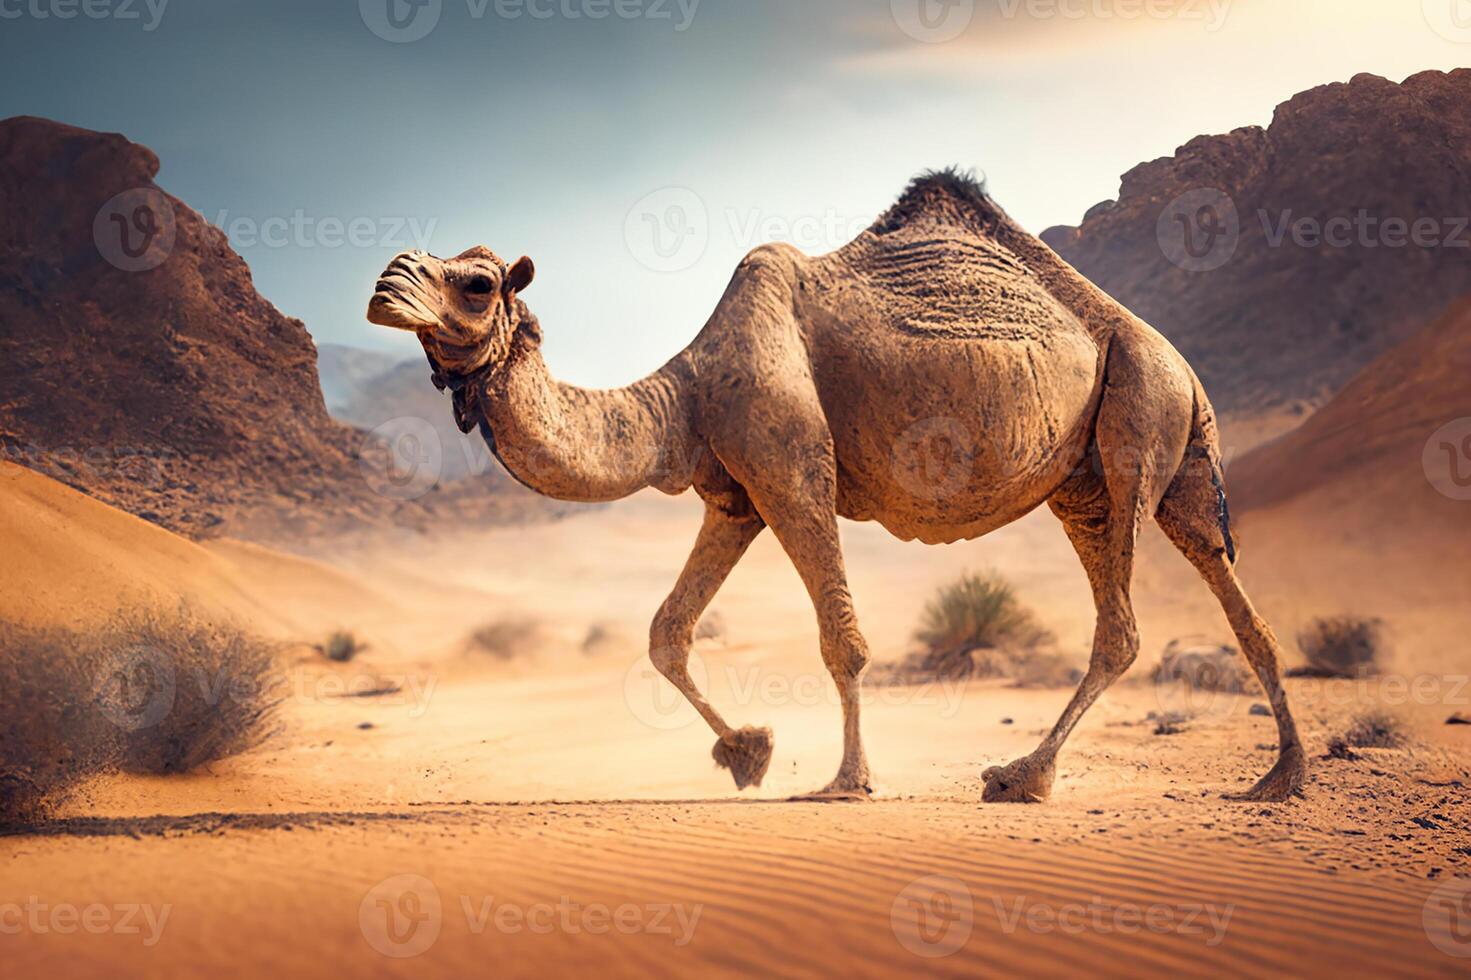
xmin=476 ymin=338 xmax=698 ymax=503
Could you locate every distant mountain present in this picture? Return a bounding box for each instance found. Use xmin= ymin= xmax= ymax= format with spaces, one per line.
xmin=0 ymin=117 xmax=561 ymax=541
xmin=1042 ymin=69 xmax=1471 ymax=416
xmin=316 ymin=343 xmax=414 ymax=418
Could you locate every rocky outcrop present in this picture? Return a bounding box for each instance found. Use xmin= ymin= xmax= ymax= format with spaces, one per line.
xmin=1042 ymin=70 xmax=1471 ymax=415
xmin=0 ymin=117 xmax=557 ymax=541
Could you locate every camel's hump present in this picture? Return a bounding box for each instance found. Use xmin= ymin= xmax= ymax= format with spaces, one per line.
xmin=838 ymin=229 xmax=1081 ymax=342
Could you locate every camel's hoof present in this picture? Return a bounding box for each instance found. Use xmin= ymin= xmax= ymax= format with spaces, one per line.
xmin=712 ymin=726 xmax=774 ymax=790
xmin=1225 ymin=745 xmax=1306 ymax=802
xmin=792 ymin=778 xmax=874 ymax=802
xmin=982 ymin=756 xmax=1055 ymax=804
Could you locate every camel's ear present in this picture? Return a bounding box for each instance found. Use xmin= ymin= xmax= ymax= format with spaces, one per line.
xmin=505 ymin=255 xmax=535 ymax=296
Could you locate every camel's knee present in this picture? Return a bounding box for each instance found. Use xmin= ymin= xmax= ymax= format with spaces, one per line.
xmin=649 ymin=607 xmax=696 ymax=679
xmin=821 ymin=629 xmax=870 ymax=681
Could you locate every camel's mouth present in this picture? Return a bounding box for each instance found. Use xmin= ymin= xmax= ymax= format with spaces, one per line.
xmin=368 ymin=253 xmax=441 ymax=331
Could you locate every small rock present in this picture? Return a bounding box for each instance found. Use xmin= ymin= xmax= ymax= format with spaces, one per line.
xmin=1447 ymin=713 xmax=1470 ymax=726
xmin=1249 ymin=703 xmax=1272 ymax=717
xmin=1000 ymin=717 xmax=1014 ymax=726
xmin=357 ymin=722 xmax=375 ymax=730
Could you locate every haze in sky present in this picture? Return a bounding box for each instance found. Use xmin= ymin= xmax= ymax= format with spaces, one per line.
xmin=2 ymin=0 xmax=1466 ymax=385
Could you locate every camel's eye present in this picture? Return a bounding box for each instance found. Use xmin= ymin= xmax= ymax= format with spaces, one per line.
xmin=465 ymin=275 xmax=494 ymax=296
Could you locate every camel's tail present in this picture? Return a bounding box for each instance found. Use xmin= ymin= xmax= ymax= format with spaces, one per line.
xmin=1187 ymin=376 xmax=1236 ymax=564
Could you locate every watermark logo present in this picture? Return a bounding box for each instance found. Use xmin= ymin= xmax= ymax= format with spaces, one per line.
xmin=1157 ymin=188 xmax=1239 ymax=272
xmin=625 ymin=649 xmax=709 ymax=730
xmin=993 ymin=896 xmax=1234 ymax=945
xmin=358 ymin=416 xmax=445 ymax=501
xmin=360 ymin=0 xmax=443 ymax=42
xmin=0 ymin=900 xmax=171 ymax=946
xmin=0 ymin=0 xmax=169 ymax=31
xmin=891 ymin=0 xmax=975 ymax=43
xmin=360 ymin=875 xmax=444 ymax=958
xmin=1423 ymin=418 xmax=1471 ymax=501
xmin=93 ymin=646 xmax=176 ymax=731
xmin=1424 ymin=0 xmax=1471 ymax=43
xmin=890 ymin=417 xmax=977 ymax=501
xmin=891 ymin=874 xmax=973 ymax=957
xmin=1424 ymin=878 xmax=1471 ymax=957
xmin=93 ymin=188 xmax=176 ymax=273
xmin=625 ymin=187 xmax=708 ymax=273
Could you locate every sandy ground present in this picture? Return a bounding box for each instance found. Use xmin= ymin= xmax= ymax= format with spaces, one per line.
xmin=3 ymin=466 xmax=1470 ymax=977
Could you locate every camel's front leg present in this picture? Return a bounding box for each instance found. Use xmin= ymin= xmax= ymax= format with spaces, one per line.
xmin=732 ymin=451 xmax=874 ymax=800
xmin=650 ymin=502 xmax=770 ymax=790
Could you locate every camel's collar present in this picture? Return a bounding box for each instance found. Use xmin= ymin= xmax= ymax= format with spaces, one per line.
xmin=423 ymin=348 xmax=490 ymax=436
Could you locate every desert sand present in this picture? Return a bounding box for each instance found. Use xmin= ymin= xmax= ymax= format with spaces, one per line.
xmin=3 ymin=463 xmax=1468 ymax=978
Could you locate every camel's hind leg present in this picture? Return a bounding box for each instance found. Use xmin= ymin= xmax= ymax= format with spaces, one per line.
xmin=650 ymin=501 xmax=771 ymax=790
xmin=983 ymin=336 xmax=1190 ymax=803
xmin=1156 ymin=449 xmax=1306 ymax=801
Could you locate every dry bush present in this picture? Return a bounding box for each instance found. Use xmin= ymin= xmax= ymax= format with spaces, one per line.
xmin=0 ymin=606 xmax=281 ymax=824
xmin=1342 ymin=710 xmax=1408 ymax=749
xmin=466 ymin=616 xmax=545 ymax=661
xmin=0 ymin=622 xmax=119 ymax=822
xmin=581 ymin=621 xmax=632 ymax=658
xmin=872 ymin=571 xmax=1071 ymax=687
xmin=316 ymin=630 xmax=367 ymax=663
xmin=1151 ymin=638 xmax=1259 ymax=694
xmin=1293 ymin=616 xmax=1387 ymax=678
xmin=695 ymin=610 xmax=727 ymax=644
xmin=103 ymin=607 xmax=280 ymax=775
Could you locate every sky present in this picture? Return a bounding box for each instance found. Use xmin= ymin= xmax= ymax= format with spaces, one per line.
xmin=1 ymin=0 xmax=1467 ymax=386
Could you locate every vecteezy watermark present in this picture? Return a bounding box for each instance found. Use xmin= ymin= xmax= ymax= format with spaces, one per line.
xmin=1157 ymin=188 xmax=1239 ymax=272
xmin=1424 ymin=878 xmax=1471 ymax=958
xmin=624 ymin=187 xmax=709 ymax=273
xmin=1423 ymin=0 xmax=1471 ymax=44
xmin=93 ymin=646 xmax=177 ymax=731
xmin=625 ymin=651 xmax=968 ymax=731
xmin=0 ymin=900 xmax=172 ymax=946
xmin=359 ymin=0 xmax=700 ymax=42
xmin=1424 ymin=418 xmax=1471 ymax=501
xmin=359 ymin=875 xmax=703 ymax=958
xmin=624 ymin=187 xmax=874 ymax=273
xmin=994 ymin=0 xmax=1230 ymax=30
xmin=992 ymin=896 xmax=1234 ymax=946
xmin=890 ymin=0 xmax=975 ymax=43
xmin=0 ymin=0 xmax=168 ymax=31
xmin=891 ymin=875 xmax=974 ymax=957
xmin=1 ymin=442 xmax=177 ymax=490
xmin=206 ymin=210 xmax=438 ymax=253
xmin=890 ymin=417 xmax=977 ymax=501
xmin=358 ymin=417 xmax=445 ymax=501
xmin=1260 ymin=210 xmax=1470 ymax=250
xmin=94 ymin=188 xmax=176 ymax=272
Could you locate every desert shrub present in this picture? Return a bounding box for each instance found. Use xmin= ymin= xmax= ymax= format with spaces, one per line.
xmin=1343 ymin=710 xmax=1407 ymax=749
xmin=102 ymin=607 xmax=280 ymax=774
xmin=1294 ymin=616 xmax=1386 ymax=678
xmin=695 ymin=610 xmax=727 ymax=644
xmin=911 ymin=571 xmax=1054 ymax=680
xmin=871 ymin=571 xmax=1069 ymax=686
xmin=0 ymin=606 xmax=281 ymax=823
xmin=466 ymin=616 xmax=545 ymax=660
xmin=1152 ymin=638 xmax=1259 ymax=694
xmin=316 ymin=630 xmax=367 ymax=663
xmin=0 ymin=622 xmax=120 ymax=822
xmin=581 ymin=621 xmax=631 ymax=657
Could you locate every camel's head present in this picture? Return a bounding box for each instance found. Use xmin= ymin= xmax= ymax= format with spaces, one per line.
xmin=367 ymin=246 xmax=536 ymax=375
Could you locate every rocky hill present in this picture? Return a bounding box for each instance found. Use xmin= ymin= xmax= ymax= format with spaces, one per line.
xmin=1042 ymin=69 xmax=1471 ymax=416
xmin=0 ymin=117 xmax=556 ymax=542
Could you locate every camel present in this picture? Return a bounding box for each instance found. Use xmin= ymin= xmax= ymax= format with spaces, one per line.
xmin=366 ymin=170 xmax=1306 ymax=803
